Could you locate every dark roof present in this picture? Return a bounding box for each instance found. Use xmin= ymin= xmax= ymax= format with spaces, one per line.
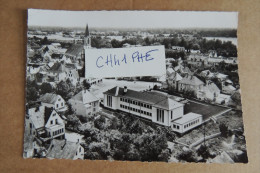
xmin=65 ymin=44 xmax=84 ymax=57
xmin=48 ymin=62 xmax=66 ymax=73
xmin=51 ymin=53 xmax=63 ymax=59
xmin=104 ymin=87 xmax=183 ymax=110
xmin=44 ymin=107 xmax=54 ymax=124
xmin=179 ymin=75 xmax=204 ymax=86
xmin=39 ymin=93 xmax=61 ymax=104
xmin=85 ymin=24 xmax=89 ymax=36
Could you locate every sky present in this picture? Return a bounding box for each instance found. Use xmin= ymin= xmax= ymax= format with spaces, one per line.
xmin=28 ymin=9 xmax=238 ymax=29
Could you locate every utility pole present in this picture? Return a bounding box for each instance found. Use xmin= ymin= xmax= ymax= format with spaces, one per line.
xmin=203 ymin=123 xmax=206 ymax=146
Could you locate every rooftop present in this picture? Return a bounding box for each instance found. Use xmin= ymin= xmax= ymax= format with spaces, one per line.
xmin=104 ymin=87 xmax=183 ymax=110
xmin=179 ymin=75 xmax=204 ymax=86
xmin=173 ymin=112 xmax=202 ymax=125
xmin=70 ymin=90 xmax=99 ymax=104
xmin=65 ymin=44 xmax=84 ymax=57
xmin=39 ymin=93 xmax=62 ymax=105
xmin=46 ymin=139 xmax=81 ymax=159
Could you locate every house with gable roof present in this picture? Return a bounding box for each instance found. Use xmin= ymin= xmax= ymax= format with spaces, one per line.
xmin=178 ymin=75 xmax=205 ymax=98
xmin=166 ymin=68 xmax=183 ymax=91
xmin=25 ymin=106 xmax=65 ymax=140
xmin=69 ymin=90 xmax=99 ymax=117
xmin=39 ymin=93 xmax=66 ymax=111
xmin=197 ymin=80 xmax=221 ymax=101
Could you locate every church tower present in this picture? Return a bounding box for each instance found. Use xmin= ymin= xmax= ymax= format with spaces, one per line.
xmin=84 ymin=24 xmax=91 ymax=49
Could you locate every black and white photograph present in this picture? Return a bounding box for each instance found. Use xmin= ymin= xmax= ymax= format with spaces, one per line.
xmin=24 ymin=9 xmax=248 ymax=163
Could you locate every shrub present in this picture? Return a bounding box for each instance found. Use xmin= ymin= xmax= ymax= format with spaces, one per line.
xmin=219 ymin=123 xmax=229 ymax=137
xmin=177 ymin=150 xmax=197 ymax=162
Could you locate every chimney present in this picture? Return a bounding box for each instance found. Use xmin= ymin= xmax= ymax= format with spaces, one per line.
xmin=123 ymin=86 xmax=127 ymax=94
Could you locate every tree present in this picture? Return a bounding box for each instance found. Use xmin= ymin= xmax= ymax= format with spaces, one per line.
xmin=219 ymin=123 xmax=229 ymax=138
xmin=177 ymin=150 xmax=197 ymax=162
xmin=56 ymin=81 xmax=70 ymax=100
xmin=158 ymin=149 xmax=171 ymax=162
xmin=94 ymin=116 xmax=106 ymax=130
xmin=111 ymin=39 xmax=121 ymax=48
xmin=26 ymin=80 xmax=39 ymax=102
xmin=83 ymin=80 xmax=91 ymax=90
xmin=40 ymin=82 xmax=53 ymax=95
xmin=197 ymin=144 xmax=210 ymax=161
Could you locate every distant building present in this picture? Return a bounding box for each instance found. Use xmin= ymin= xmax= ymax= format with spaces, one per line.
xmin=166 ymin=68 xmax=182 ymax=91
xmin=69 ymin=90 xmax=99 ymax=117
xmin=178 ymin=75 xmax=205 ymax=98
xmin=46 ymin=139 xmax=84 ymax=160
xmin=197 ymin=80 xmax=220 ymax=101
xmin=171 ymin=46 xmax=185 ymax=52
xmin=103 ymin=86 xmax=202 ymax=133
xmin=38 ymin=93 xmax=66 ymax=111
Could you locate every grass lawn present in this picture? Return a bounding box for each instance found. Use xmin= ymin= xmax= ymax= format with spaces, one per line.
xmin=184 ymin=100 xmax=230 ymax=121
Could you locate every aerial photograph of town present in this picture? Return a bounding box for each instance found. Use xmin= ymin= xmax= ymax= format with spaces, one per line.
xmin=24 ymin=10 xmax=247 ymax=163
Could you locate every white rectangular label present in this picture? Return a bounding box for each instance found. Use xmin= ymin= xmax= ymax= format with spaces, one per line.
xmin=85 ymin=46 xmax=166 ymax=78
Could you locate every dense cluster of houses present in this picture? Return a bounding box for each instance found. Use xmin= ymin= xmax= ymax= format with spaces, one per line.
xmin=24 ymin=25 xmax=101 ymax=159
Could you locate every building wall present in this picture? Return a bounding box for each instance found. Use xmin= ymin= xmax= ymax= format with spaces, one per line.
xmin=73 ymin=145 xmax=84 ymax=160
xmin=45 ymin=110 xmax=65 ymax=138
xmin=172 ymin=116 xmax=202 ymax=133
xmin=68 ymin=99 xmax=91 ymax=116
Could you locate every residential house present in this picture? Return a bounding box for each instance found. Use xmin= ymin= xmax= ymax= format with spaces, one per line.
xmin=174 ymin=65 xmax=192 ymax=76
xmin=46 ymin=139 xmax=84 ymax=160
xmin=47 ymin=62 xmax=67 ymax=82
xmin=103 ymin=86 xmax=203 ymax=133
xmin=65 ymin=44 xmax=84 ymax=67
xmin=222 ymin=85 xmax=236 ymax=95
xmin=166 ymin=68 xmax=182 ymax=91
xmin=178 ymin=75 xmax=205 ymax=98
xmin=228 ymin=89 xmax=242 ymax=110
xmin=25 ymin=106 xmax=65 ymax=140
xmin=200 ymin=70 xmax=215 ymax=79
xmin=69 ymin=90 xmax=99 ymax=117
xmin=39 ymin=93 xmax=66 ymax=111
xmin=197 ymin=80 xmax=220 ymax=101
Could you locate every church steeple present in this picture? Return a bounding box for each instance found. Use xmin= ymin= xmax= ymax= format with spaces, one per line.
xmin=84 ymin=24 xmax=91 ymax=49
xmin=85 ymin=24 xmax=90 ymax=37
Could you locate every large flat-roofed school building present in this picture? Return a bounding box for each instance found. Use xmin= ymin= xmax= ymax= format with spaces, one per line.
xmin=103 ymin=86 xmax=202 ymax=133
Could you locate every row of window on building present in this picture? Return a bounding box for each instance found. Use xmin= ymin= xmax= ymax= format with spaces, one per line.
xmin=120 ymin=104 xmax=152 ymax=116
xmin=120 ymin=97 xmax=152 ymax=109
xmin=184 ymin=119 xmax=200 ymax=129
xmin=52 ymin=128 xmax=64 ymax=136
xmin=157 ymin=109 xmax=165 ymax=123
xmin=107 ymin=95 xmax=112 ymax=107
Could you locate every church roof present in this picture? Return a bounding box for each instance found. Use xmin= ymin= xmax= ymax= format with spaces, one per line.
xmin=85 ymin=24 xmax=90 ymax=36
xmin=65 ymin=44 xmax=84 ymax=57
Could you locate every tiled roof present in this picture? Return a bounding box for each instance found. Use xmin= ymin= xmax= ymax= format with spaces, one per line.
xmin=28 ymin=106 xmax=54 ymax=129
xmin=70 ymin=90 xmax=98 ymax=104
xmin=48 ymin=62 xmax=66 ymax=73
xmin=39 ymin=93 xmax=61 ymax=105
xmin=51 ymin=53 xmax=63 ymax=59
xmin=173 ymin=112 xmax=202 ymax=124
xmin=65 ymin=44 xmax=84 ymax=57
xmin=46 ymin=139 xmax=80 ymax=159
xmin=179 ymin=75 xmax=204 ymax=86
xmin=206 ymin=81 xmax=220 ymax=93
xmin=104 ymin=87 xmax=183 ymax=110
